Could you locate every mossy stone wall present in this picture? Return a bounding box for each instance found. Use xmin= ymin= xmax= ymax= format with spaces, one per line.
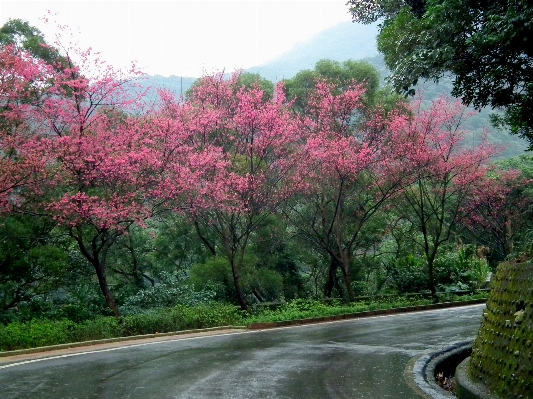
xmin=469 ymin=262 xmax=533 ymax=398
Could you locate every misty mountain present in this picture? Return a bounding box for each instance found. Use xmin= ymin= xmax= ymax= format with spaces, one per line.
xmin=247 ymin=21 xmax=380 ymax=82
xmin=361 ymin=54 xmax=529 ymax=157
xmin=132 ymin=21 xmax=379 ymax=95
xmin=132 ymin=75 xmax=197 ymax=102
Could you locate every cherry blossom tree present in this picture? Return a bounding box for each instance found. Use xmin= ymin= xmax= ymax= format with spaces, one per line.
xmin=183 ymin=73 xmax=307 ymax=311
xmin=0 ymin=44 xmax=54 ymax=213
xmin=391 ymin=97 xmax=501 ymax=298
xmin=0 ymin=25 xmax=225 ymax=316
xmin=463 ymin=166 xmax=531 ymax=262
xmin=287 ymin=80 xmax=411 ymax=300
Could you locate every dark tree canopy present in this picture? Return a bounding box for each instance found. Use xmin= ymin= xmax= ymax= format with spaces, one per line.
xmin=0 ymin=19 xmax=65 ymax=67
xmin=347 ymin=0 xmax=533 ymax=147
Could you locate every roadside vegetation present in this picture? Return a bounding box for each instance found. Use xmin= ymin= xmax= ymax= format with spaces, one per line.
xmin=0 ymin=292 xmax=488 ymax=352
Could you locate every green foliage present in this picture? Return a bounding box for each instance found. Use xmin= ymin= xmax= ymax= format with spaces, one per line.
xmin=0 ymin=19 xmax=65 ymax=66
xmin=245 ymin=296 xmax=435 ymax=324
xmin=434 ymin=245 xmax=491 ymax=292
xmin=0 ymin=319 xmax=77 ymax=351
xmin=381 ymin=242 xmax=491 ymax=295
xmin=150 ymin=216 xmax=214 ymax=274
xmin=386 ymin=253 xmax=428 ymax=293
xmin=0 ymin=215 xmax=69 ymax=319
xmin=248 ymin=215 xmax=307 ymax=301
xmin=0 ymin=304 xmax=242 ymax=351
xmin=72 ymin=317 xmax=122 ymax=342
xmin=354 ymin=0 xmax=533 ymax=146
xmin=189 ymin=257 xmax=235 ymax=301
xmin=121 ymin=271 xmax=217 ymax=314
xmin=186 ymin=71 xmax=274 ymax=100
xmin=283 ymin=59 xmax=381 ymax=113
xmin=236 ymin=72 xmax=274 ymax=100
xmin=0 ymin=294 xmax=492 ymax=352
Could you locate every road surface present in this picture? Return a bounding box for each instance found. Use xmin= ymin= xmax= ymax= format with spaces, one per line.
xmin=0 ymin=304 xmax=485 ymax=399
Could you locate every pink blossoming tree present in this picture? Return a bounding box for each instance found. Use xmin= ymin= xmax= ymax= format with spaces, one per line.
xmin=288 ymin=80 xmax=412 ymax=300
xmin=391 ymin=97 xmax=501 ymax=298
xmin=184 ymin=73 xmax=307 ymax=311
xmin=0 ymin=44 xmax=54 ymax=213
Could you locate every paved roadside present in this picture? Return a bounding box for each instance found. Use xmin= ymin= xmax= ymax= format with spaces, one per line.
xmin=0 ymin=327 xmax=246 ymax=365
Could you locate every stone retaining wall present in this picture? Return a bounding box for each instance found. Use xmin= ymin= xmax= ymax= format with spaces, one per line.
xmin=468 ymin=262 xmax=532 ymax=398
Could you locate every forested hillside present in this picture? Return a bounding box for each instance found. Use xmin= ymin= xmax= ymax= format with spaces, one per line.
xmin=362 ymin=55 xmax=529 ymax=158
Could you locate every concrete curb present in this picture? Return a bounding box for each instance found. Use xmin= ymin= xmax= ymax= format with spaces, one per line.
xmin=0 ymin=325 xmax=246 ymax=358
xmin=406 ymin=340 xmax=473 ymax=399
xmin=455 ymin=357 xmax=502 ymax=399
xmin=247 ymin=299 xmax=487 ymax=329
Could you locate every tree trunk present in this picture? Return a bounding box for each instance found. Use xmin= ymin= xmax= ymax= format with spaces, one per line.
xmin=195 ymin=219 xmax=217 ymax=256
xmin=126 ymin=234 xmax=145 ymax=289
xmin=93 ymin=259 xmax=121 ymax=317
xmin=505 ymin=213 xmax=514 ymax=256
xmin=230 ymin=259 xmax=248 ymax=312
xmin=427 ymin=258 xmax=437 ymax=303
xmin=339 ymin=249 xmax=355 ymax=302
xmin=324 ymin=257 xmax=337 ymax=298
xmin=339 ymin=263 xmax=356 ymax=302
xmin=72 ymin=227 xmax=121 ymax=317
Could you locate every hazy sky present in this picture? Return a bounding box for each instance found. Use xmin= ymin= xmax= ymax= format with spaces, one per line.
xmin=0 ymin=0 xmax=354 ymax=77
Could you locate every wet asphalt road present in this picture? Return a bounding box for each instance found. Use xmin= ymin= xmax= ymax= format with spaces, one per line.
xmin=0 ymin=305 xmax=485 ymax=399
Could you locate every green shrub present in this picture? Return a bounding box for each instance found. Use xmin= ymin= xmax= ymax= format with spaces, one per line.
xmin=120 ymin=304 xmax=243 ymax=336
xmin=0 ymin=303 xmax=243 ymax=351
xmin=0 ymin=319 xmax=76 ymax=351
xmin=434 ymin=245 xmax=491 ymax=292
xmin=73 ymin=317 xmax=122 ymax=342
xmin=189 ymin=257 xmax=235 ymax=301
xmin=245 ymin=296 xmax=437 ymax=324
xmin=121 ymin=271 xmax=217 ymax=315
xmin=386 ymin=253 xmax=428 ymax=293
xmin=0 ymin=295 xmax=486 ymax=352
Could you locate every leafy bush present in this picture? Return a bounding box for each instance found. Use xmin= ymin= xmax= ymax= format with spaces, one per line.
xmin=0 ymin=319 xmax=76 ymax=351
xmin=122 ymin=304 xmax=243 ymax=335
xmin=385 ymin=253 xmax=428 ymax=293
xmin=72 ymin=317 xmax=122 ymax=342
xmin=0 ymin=294 xmax=488 ymax=352
xmin=0 ymin=303 xmax=243 ymax=351
xmin=434 ymin=245 xmax=491 ymax=292
xmin=244 ymin=296 xmax=436 ymax=324
xmin=189 ymin=257 xmax=235 ymax=302
xmin=121 ymin=271 xmax=217 ymax=315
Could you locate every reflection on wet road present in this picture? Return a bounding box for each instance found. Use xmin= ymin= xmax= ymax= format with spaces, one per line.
xmin=0 ymin=305 xmax=484 ymax=399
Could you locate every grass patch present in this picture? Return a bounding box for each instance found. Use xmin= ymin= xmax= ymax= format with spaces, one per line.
xmin=245 ymin=292 xmax=489 ymax=324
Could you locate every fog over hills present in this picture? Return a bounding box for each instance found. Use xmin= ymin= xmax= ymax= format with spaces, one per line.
xmin=246 ymin=21 xmax=380 ymax=82
xmin=136 ymin=21 xmax=379 ymax=97
xmin=138 ymin=21 xmax=528 ymax=157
